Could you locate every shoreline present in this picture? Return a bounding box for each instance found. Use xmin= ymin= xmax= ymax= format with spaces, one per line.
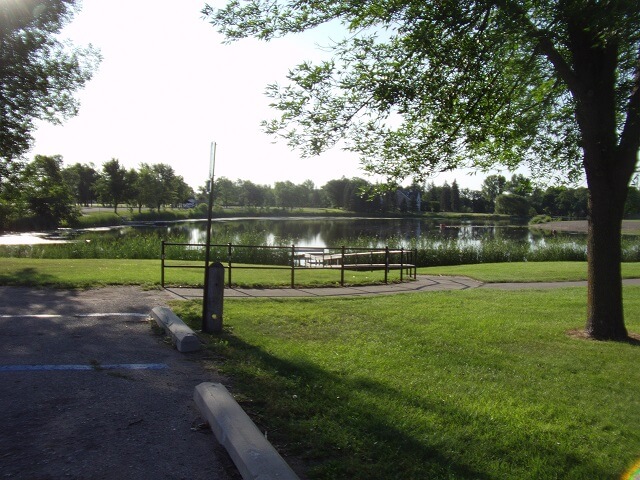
xmin=533 ymin=220 xmax=640 ymax=234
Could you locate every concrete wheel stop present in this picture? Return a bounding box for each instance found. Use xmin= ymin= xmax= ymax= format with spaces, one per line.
xmin=151 ymin=306 xmax=200 ymax=353
xmin=194 ymin=382 xmax=300 ymax=480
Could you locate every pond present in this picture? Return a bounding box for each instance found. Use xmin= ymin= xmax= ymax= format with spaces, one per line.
xmin=102 ymin=216 xmax=572 ymax=249
xmin=5 ymin=216 xmax=639 ymax=264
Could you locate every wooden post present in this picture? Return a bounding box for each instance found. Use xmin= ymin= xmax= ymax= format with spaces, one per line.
xmin=203 ymin=262 xmax=225 ymax=334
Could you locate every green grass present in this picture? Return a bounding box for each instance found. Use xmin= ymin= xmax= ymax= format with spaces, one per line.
xmin=72 ymin=212 xmax=124 ymax=228
xmin=1 ymin=258 xmax=640 ymax=288
xmin=420 ymin=261 xmax=640 ymax=282
xmin=0 ymin=258 xmax=410 ymax=288
xmin=173 ymin=288 xmax=640 ymax=480
xmin=0 ymin=258 xmax=163 ymax=288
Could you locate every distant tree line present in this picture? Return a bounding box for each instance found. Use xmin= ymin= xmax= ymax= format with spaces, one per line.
xmin=204 ymin=174 xmax=640 ymax=218
xmin=0 ymin=156 xmax=194 ymax=229
xmin=202 ymin=177 xmax=397 ymax=213
xmin=3 ymin=155 xmax=639 ymax=230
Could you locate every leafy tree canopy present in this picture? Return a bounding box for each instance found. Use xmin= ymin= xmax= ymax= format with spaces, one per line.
xmin=19 ymin=154 xmax=77 ymax=228
xmin=206 ymin=0 xmax=640 ymax=340
xmin=204 ymin=0 xmax=639 ymax=185
xmin=0 ymin=0 xmax=100 ymax=163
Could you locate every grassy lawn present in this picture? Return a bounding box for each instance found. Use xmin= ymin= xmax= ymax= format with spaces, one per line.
xmin=0 ymin=258 xmax=163 ymax=288
xmin=2 ymin=257 xmax=640 ymax=288
xmin=0 ymin=258 xmax=413 ymax=288
xmin=173 ymin=288 xmax=640 ymax=480
xmin=420 ymin=261 xmax=640 ymax=282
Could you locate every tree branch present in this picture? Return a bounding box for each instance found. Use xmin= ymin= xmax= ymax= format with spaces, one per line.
xmin=493 ymin=0 xmax=580 ymax=94
xmin=619 ymin=45 xmax=640 ymax=162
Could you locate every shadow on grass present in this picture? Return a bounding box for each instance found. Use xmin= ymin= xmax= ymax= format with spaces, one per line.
xmin=0 ymin=268 xmax=65 ymax=287
xmin=200 ymin=331 xmax=609 ymax=480
xmin=567 ymin=328 xmax=640 ymax=346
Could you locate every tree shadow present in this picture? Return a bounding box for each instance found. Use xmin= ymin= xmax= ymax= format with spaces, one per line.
xmin=0 ymin=267 xmax=61 ymax=287
xmin=567 ymin=328 xmax=640 ymax=346
xmin=207 ymin=332 xmax=612 ymax=479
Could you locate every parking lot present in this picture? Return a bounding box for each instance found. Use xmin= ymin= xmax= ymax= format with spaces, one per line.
xmin=0 ymin=286 xmax=237 ymax=479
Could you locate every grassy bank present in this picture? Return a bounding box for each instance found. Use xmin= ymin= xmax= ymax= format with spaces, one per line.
xmin=2 ymin=258 xmax=640 ymax=288
xmin=421 ymin=261 xmax=640 ymax=282
xmin=172 ymin=287 xmax=640 ymax=479
xmin=0 ymin=258 xmax=411 ymax=288
xmin=0 ymin=258 xmax=162 ymax=288
xmin=4 ymin=232 xmax=640 ymax=266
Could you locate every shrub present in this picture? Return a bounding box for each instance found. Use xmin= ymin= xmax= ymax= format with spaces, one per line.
xmin=529 ymin=214 xmax=552 ymax=224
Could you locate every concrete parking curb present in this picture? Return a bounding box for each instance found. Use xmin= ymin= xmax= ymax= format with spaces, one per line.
xmin=194 ymin=382 xmax=300 ymax=480
xmin=150 ymin=306 xmax=200 ymax=353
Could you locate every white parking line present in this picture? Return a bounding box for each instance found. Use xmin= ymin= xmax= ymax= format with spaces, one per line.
xmin=0 ymin=363 xmax=169 ymax=372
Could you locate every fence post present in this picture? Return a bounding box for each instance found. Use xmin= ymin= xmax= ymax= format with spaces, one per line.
xmin=161 ymin=241 xmax=165 ymax=288
xmin=203 ymin=262 xmax=225 ymax=334
xmin=227 ymin=242 xmax=232 ymax=287
xmin=384 ymin=246 xmax=389 ymax=284
xmin=291 ymin=244 xmax=296 ymax=288
xmin=340 ymin=245 xmax=345 ymax=286
xmin=400 ymin=247 xmax=404 ymax=282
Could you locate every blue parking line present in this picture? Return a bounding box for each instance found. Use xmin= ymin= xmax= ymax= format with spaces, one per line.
xmin=0 ymin=363 xmax=169 ymax=372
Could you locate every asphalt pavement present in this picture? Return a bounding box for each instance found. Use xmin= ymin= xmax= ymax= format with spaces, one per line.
xmin=0 ymin=286 xmax=239 ymax=480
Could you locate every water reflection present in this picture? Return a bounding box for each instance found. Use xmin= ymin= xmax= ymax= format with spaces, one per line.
xmin=130 ymin=217 xmax=561 ymax=248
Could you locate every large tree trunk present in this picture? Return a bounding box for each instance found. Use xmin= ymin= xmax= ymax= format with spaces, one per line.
xmin=566 ymin=29 xmax=637 ymax=340
xmin=585 ymin=172 xmax=628 ymax=340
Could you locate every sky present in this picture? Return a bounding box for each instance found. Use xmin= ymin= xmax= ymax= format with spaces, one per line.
xmin=29 ymin=0 xmax=499 ymax=191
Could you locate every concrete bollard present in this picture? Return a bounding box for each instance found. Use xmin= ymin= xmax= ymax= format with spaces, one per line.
xmin=203 ymin=262 xmax=225 ymax=333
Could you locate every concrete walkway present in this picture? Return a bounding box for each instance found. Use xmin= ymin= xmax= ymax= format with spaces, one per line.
xmin=163 ymin=275 xmax=640 ymax=300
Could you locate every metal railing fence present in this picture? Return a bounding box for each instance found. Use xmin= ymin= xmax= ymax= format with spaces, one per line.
xmin=161 ymin=241 xmax=417 ymax=288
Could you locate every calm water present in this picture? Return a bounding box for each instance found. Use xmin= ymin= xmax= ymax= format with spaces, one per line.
xmin=0 ymin=217 xmax=585 ymax=247
xmin=122 ymin=217 xmax=574 ymax=248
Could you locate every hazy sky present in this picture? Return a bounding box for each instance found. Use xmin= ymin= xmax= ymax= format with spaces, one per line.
xmin=30 ymin=0 xmax=494 ymax=191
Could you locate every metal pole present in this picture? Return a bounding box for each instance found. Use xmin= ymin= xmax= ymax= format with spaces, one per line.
xmin=289 ymin=244 xmax=295 ymax=288
xmin=202 ymin=142 xmax=217 ymax=333
xmin=161 ymin=241 xmax=165 ymax=288
xmin=227 ymin=242 xmax=232 ymax=287
xmin=384 ymin=246 xmax=389 ymax=284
